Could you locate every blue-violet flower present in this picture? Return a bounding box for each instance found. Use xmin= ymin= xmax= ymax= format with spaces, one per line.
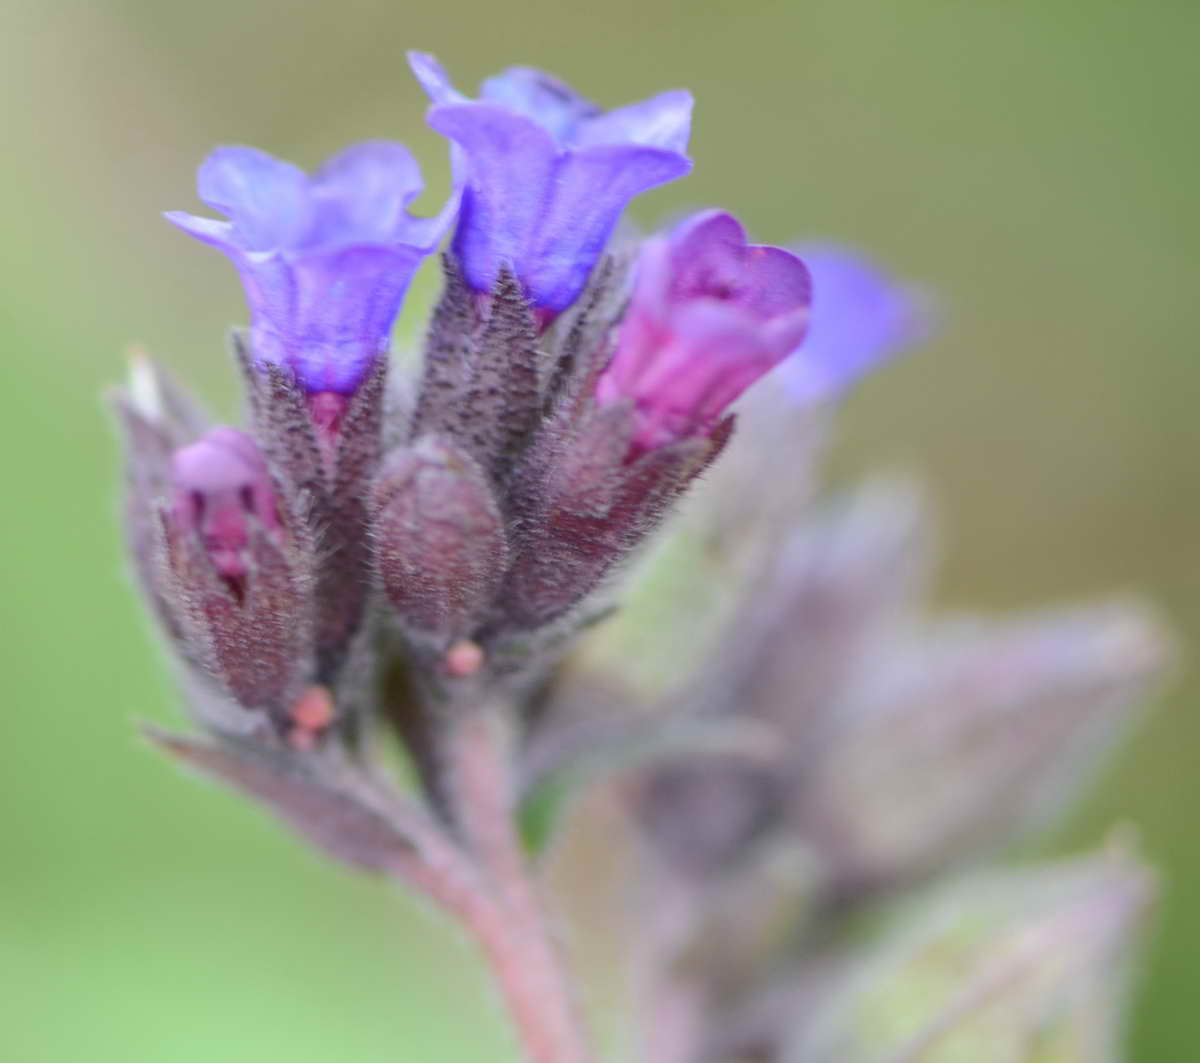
xmin=408 ymin=51 xmax=692 ymax=316
xmin=781 ymin=245 xmax=926 ymax=400
xmin=166 ymin=141 xmax=456 ymax=397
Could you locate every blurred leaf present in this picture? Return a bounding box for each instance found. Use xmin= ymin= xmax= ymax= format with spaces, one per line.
xmin=144 ymin=726 xmax=415 ymax=871
xmin=786 ymin=844 xmax=1154 ymax=1063
xmin=793 ymin=600 xmax=1172 ymax=893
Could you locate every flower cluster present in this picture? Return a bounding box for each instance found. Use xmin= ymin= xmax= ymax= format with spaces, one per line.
xmin=126 ymin=51 xmax=908 ymax=726
xmin=113 ymin=52 xmax=1168 ymax=1063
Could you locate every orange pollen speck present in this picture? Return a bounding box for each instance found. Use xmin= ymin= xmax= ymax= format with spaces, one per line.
xmin=444 ymin=640 xmax=485 ymax=678
xmin=290 ymin=685 xmax=335 ymax=732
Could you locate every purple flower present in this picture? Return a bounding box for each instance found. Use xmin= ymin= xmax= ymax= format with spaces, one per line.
xmin=408 ymin=52 xmax=692 ymax=315
xmin=781 ymin=245 xmax=927 ymax=400
xmin=166 ymin=141 xmax=456 ymax=395
xmin=170 ymin=426 xmax=280 ymax=582
xmin=595 ymin=210 xmax=811 ymax=453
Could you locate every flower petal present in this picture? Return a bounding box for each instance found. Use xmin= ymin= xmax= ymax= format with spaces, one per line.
xmin=643 ymin=300 xmax=784 ymax=409
xmin=400 ymin=180 xmax=463 ymax=254
xmin=575 ymin=89 xmax=693 ymax=153
xmin=310 ymin=140 xmax=426 ymax=245
xmin=407 ymin=51 xmax=465 ymax=105
xmin=250 ymin=245 xmax=426 ymax=393
xmin=526 ymin=144 xmax=692 ymax=310
xmin=785 ymin=245 xmax=926 ymax=399
xmin=622 ymin=301 xmax=775 ymax=448
xmin=414 ymin=56 xmax=694 ymax=311
xmin=597 ymin=209 xmax=812 ymax=449
xmin=196 ymin=146 xmax=313 ymax=251
xmin=427 ymin=102 xmax=559 ymax=295
xmin=163 ymin=210 xmax=237 ymax=253
xmin=668 ymin=211 xmax=811 ymax=319
xmin=171 ymin=137 xmax=446 ymax=396
xmin=480 ymin=66 xmax=600 ymax=142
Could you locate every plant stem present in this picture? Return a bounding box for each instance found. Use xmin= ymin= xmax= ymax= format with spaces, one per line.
xmin=439 ymin=703 xmax=594 ymax=1063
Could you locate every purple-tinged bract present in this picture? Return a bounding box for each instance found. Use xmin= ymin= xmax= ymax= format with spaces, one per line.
xmin=166 ymin=142 xmax=456 ymax=395
xmin=782 ymin=245 xmax=926 ymax=400
xmin=595 ymin=210 xmax=811 ymax=452
xmin=408 ymin=51 xmax=692 ymax=315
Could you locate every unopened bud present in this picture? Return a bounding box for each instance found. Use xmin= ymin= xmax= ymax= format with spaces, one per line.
xmin=162 ymin=426 xmax=313 ymax=717
xmin=501 ymin=403 xmax=728 ymax=631
xmin=170 ymin=426 xmax=281 ymax=583
xmin=372 ymin=437 xmax=508 ymax=649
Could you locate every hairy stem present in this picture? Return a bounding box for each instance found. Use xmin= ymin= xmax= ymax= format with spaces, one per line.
xmin=440 ymin=702 xmax=594 ymax=1063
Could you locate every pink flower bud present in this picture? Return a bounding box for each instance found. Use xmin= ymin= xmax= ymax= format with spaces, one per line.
xmin=596 ymin=210 xmax=810 ymax=453
xmin=162 ymin=426 xmax=313 ymax=717
xmin=170 ymin=426 xmax=280 ymax=582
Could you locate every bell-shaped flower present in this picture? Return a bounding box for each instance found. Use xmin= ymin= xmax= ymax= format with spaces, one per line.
xmin=408 ymin=51 xmax=692 ymax=315
xmin=595 ymin=210 xmax=811 ymax=452
xmin=166 ymin=141 xmax=456 ymax=395
xmin=782 ymin=244 xmax=927 ymax=400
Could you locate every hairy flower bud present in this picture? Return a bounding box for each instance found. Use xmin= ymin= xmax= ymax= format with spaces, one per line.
xmin=232 ymin=331 xmax=387 ymax=676
xmin=410 ymin=262 xmax=542 ymax=479
xmin=170 ymin=426 xmax=282 ymax=583
xmin=372 ymin=437 xmax=508 ymax=650
xmin=500 ymin=403 xmax=731 ymax=631
xmin=161 ymin=426 xmax=314 ymax=722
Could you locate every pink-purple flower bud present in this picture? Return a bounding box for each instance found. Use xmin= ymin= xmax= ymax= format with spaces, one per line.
xmin=372 ymin=437 xmax=508 ymax=650
xmin=170 ymin=426 xmax=280 ymax=584
xmin=157 ymin=426 xmax=314 ymax=720
xmin=595 ymin=210 xmax=811 ymax=454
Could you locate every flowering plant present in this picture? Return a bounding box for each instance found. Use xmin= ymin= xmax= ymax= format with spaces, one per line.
xmin=113 ymin=53 xmax=1170 ymax=1063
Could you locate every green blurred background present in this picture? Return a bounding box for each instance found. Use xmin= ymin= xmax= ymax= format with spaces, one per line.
xmin=2 ymin=0 xmax=1196 ymax=1059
